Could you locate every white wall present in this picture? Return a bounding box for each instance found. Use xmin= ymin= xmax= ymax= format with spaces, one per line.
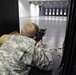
xmin=36 ymin=5 xmax=39 ymax=16
xmin=30 ymin=3 xmax=36 ymax=17
xmin=18 ymin=0 xmax=39 ymax=17
xmin=18 ymin=0 xmax=30 ymax=17
xmin=19 ymin=0 xmax=39 ymax=32
xmin=30 ymin=3 xmax=39 ymax=17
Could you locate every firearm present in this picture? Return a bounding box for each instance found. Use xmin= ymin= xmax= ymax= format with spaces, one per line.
xmin=35 ymin=29 xmax=46 ymax=42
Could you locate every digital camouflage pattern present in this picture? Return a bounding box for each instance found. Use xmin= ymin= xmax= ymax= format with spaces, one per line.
xmin=0 ymin=35 xmax=53 ymax=75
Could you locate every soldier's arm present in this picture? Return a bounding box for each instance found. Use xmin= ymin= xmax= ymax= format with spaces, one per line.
xmin=32 ymin=44 xmax=54 ymax=71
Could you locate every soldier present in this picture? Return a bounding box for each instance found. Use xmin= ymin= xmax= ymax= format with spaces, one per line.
xmin=0 ymin=22 xmax=53 ymax=75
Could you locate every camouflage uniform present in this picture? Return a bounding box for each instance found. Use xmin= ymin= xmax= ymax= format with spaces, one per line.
xmin=0 ymin=35 xmax=53 ymax=75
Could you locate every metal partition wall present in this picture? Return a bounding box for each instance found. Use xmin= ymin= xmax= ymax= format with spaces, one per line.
xmin=0 ymin=0 xmax=19 ymax=36
xmin=60 ymin=0 xmax=76 ymax=75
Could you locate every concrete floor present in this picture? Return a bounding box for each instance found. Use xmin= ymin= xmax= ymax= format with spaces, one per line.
xmin=19 ymin=16 xmax=67 ymax=75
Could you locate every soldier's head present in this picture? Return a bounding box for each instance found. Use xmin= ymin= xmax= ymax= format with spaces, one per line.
xmin=21 ymin=22 xmax=39 ymax=38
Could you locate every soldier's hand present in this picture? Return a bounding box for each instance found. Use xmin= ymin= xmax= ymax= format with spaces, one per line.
xmin=37 ymin=40 xmax=42 ymax=45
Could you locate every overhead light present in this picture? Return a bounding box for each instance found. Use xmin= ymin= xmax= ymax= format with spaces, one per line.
xmin=47 ymin=2 xmax=49 ymax=4
xmin=35 ymin=2 xmax=37 ymax=4
xmin=54 ymin=1 xmax=55 ymax=4
xmin=41 ymin=2 xmax=43 ymax=4
xmin=29 ymin=2 xmax=31 ymax=4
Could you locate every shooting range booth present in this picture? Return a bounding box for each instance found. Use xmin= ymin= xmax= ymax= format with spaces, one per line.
xmin=0 ymin=0 xmax=76 ymax=75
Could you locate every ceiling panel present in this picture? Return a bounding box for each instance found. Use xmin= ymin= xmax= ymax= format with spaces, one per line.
xmin=28 ymin=0 xmax=68 ymax=1
xmin=29 ymin=1 xmax=69 ymax=8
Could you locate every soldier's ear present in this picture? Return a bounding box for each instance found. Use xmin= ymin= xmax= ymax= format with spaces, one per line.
xmin=33 ymin=36 xmax=36 ymax=40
